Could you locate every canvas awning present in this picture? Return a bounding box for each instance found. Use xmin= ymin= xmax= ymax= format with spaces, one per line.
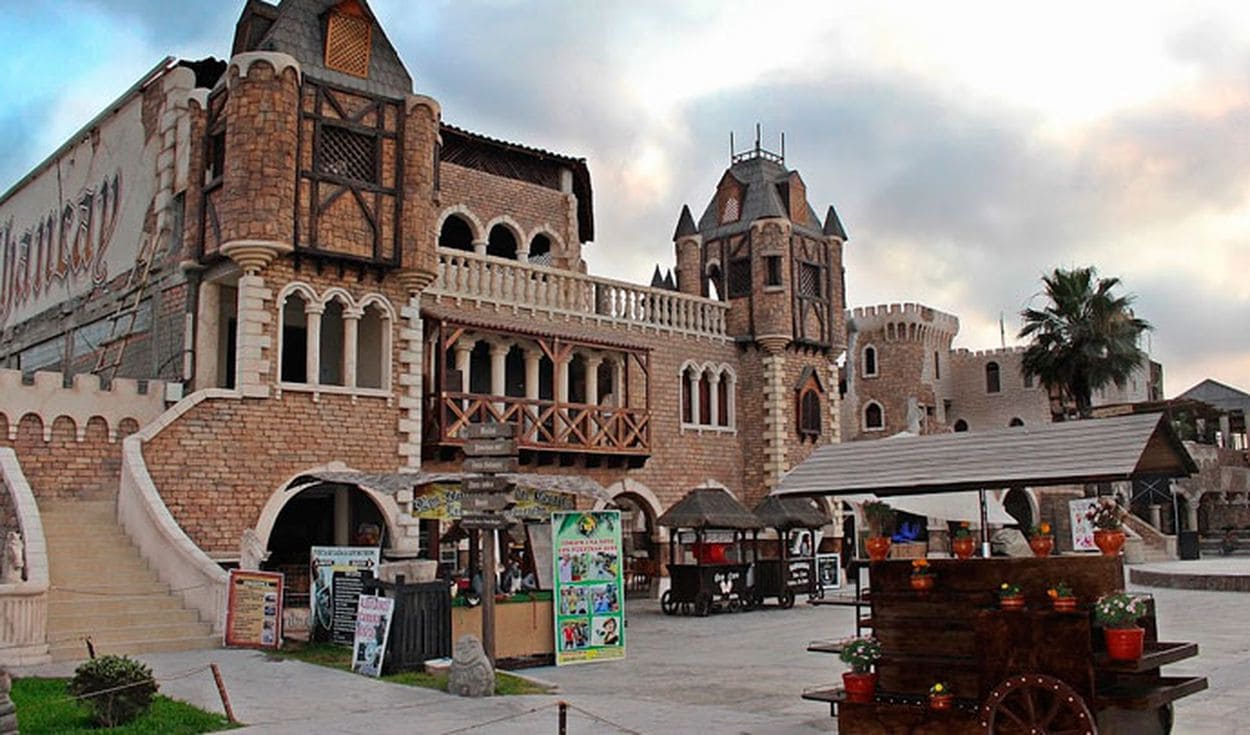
xmin=773 ymin=413 xmax=1196 ymax=499
xmin=838 ymin=492 xmax=1017 ymax=525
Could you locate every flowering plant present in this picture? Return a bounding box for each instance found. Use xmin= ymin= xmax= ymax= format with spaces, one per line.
xmin=911 ymin=559 xmax=934 ymax=576
xmin=952 ymin=522 xmax=972 ymax=540
xmin=863 ymin=500 xmax=895 ymax=537
xmin=1047 ymin=581 xmax=1075 ymax=599
xmin=998 ymin=582 xmax=1023 ymax=599
xmin=1029 ymin=521 xmax=1053 ymax=539
xmin=1085 ymin=498 xmax=1124 ymax=531
xmin=838 ymin=635 xmax=882 ymax=673
xmin=1094 ymin=592 xmax=1148 ymax=629
xmin=929 ymin=681 xmax=950 ymax=697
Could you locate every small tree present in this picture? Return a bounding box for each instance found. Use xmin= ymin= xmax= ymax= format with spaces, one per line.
xmin=69 ymin=655 xmax=158 ymax=727
xmin=1019 ymin=266 xmax=1151 ymax=420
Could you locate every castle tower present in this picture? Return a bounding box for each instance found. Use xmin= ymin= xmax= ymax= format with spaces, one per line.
xmin=673 ymin=134 xmax=849 ymax=499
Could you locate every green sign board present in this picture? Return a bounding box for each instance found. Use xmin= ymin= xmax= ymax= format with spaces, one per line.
xmin=552 ymin=510 xmax=625 ymax=666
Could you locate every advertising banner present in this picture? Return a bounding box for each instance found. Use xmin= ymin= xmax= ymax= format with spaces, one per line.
xmin=411 ymin=484 xmax=575 ymax=522
xmin=224 ymin=570 xmax=284 ymax=649
xmin=352 ymin=594 xmax=395 ymax=677
xmin=552 ymin=511 xmax=625 ymax=666
xmin=1069 ymin=498 xmax=1100 ymax=551
xmin=309 ymin=546 xmax=380 ymax=644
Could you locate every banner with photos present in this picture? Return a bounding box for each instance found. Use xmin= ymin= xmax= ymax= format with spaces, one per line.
xmin=552 ymin=510 xmax=625 ymax=666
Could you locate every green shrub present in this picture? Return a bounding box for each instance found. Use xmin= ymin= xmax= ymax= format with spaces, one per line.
xmin=68 ymin=655 xmax=158 ymax=727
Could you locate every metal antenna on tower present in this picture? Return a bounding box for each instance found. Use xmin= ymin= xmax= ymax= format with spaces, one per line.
xmin=781 ymin=132 xmax=786 ymax=163
xmin=755 ymin=123 xmax=761 ymax=154
xmin=730 ymin=131 xmax=735 ymax=161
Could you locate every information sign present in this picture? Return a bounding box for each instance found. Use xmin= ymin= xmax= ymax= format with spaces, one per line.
xmin=224 ymin=569 xmax=284 ymax=649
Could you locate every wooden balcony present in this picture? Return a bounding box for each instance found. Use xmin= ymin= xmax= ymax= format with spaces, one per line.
xmin=425 ymin=392 xmax=651 ymax=460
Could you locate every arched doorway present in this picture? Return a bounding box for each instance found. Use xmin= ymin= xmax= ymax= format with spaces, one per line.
xmin=1002 ymin=488 xmax=1035 ymax=529
xmin=616 ymin=493 xmax=658 ymax=598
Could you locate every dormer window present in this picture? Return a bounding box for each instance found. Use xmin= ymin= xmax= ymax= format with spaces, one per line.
xmin=721 ymin=196 xmax=739 ymax=224
xmin=325 ymin=0 xmax=372 ymax=78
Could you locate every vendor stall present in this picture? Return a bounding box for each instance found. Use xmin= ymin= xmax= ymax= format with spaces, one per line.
xmin=657 ymin=487 xmax=762 ymax=616
xmin=751 ymin=495 xmax=829 ymax=608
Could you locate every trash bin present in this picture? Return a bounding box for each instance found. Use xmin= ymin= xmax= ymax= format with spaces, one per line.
xmin=364 ymin=577 xmax=452 ymax=673
xmin=1178 ymin=530 xmax=1200 ymax=560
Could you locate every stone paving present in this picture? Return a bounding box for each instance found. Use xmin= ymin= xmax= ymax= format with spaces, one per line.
xmin=12 ymin=576 xmax=1250 ymax=733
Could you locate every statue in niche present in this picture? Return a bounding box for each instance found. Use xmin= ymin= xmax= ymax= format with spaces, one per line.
xmin=1 ymin=531 xmax=23 ymax=584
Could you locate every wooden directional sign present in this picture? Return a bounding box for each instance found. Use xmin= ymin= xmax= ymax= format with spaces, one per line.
xmin=465 ymin=423 xmax=516 ymax=440
xmin=464 ymin=437 xmax=517 ymax=457
xmin=464 ymin=456 xmax=519 ymax=474
xmin=461 ymin=513 xmax=511 ymax=530
xmin=464 ymin=476 xmax=511 ymax=493
xmin=462 ymin=492 xmax=514 ymax=513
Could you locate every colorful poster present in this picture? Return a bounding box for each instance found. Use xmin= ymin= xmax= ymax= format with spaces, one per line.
xmin=352 ymin=594 xmax=395 ymax=677
xmin=309 ymin=546 xmax=380 ymax=644
xmin=552 ymin=511 xmax=625 ymax=666
xmin=224 ymin=570 xmax=284 ymax=649
xmin=1069 ymin=498 xmax=1100 ymax=551
xmin=411 ymin=484 xmax=575 ymax=522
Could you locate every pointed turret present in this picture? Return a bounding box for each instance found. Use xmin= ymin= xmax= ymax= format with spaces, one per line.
xmin=823 ymin=205 xmax=848 ymax=241
xmin=664 ymin=269 xmax=677 ymax=291
xmin=673 ymin=205 xmax=697 ymax=240
xmin=650 ymin=265 xmax=666 ymax=289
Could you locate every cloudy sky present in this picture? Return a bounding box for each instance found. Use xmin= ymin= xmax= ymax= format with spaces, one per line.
xmin=2 ymin=1 xmax=1248 ymax=396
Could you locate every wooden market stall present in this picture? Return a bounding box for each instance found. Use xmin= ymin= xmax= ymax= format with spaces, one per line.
xmin=773 ymin=413 xmax=1208 ymax=734
xmin=751 ymin=495 xmax=829 ymax=608
xmin=657 ymin=487 xmax=762 ymax=616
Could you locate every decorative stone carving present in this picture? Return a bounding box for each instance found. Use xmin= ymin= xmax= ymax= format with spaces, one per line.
xmin=448 ymin=635 xmax=494 ymax=697
xmin=1 ymin=532 xmax=22 ymax=584
xmin=0 ymin=668 xmax=16 ymax=734
xmin=239 ymin=528 xmax=267 ymax=571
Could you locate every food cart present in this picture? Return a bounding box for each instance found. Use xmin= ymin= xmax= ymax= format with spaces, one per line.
xmin=751 ymin=495 xmax=828 ymax=608
xmin=775 ymin=413 xmax=1209 ymax=733
xmin=657 ymin=487 xmax=762 ymax=616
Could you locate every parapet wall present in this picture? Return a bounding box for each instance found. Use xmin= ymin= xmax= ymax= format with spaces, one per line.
xmin=952 ymin=346 xmax=1027 ymax=359
xmin=848 ymin=302 xmax=959 ymax=342
xmin=0 ymin=369 xmax=166 ymax=442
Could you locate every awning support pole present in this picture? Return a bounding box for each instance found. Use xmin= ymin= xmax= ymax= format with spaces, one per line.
xmin=979 ymin=488 xmax=991 ymax=558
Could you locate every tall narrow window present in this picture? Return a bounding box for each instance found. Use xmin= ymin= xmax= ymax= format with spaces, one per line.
xmin=320 ymin=300 xmax=346 ymax=386
xmin=281 ymin=293 xmax=309 ymax=383
xmin=933 ymin=351 xmax=940 ymax=380
xmin=863 ymin=346 xmax=878 ymax=377
xmin=355 ymin=303 xmax=387 ymax=389
xmin=717 ymin=376 xmax=730 ymax=427
xmin=765 ymin=256 xmax=782 ymax=287
xmin=699 ymin=373 xmax=712 ymax=425
xmin=800 ymin=390 xmax=822 ymax=438
xmin=727 ymin=258 xmax=751 ymax=298
xmin=798 ymin=262 xmax=821 ymax=298
xmin=986 ymin=361 xmax=1001 ymax=394
xmin=681 ymin=367 xmax=694 ymax=424
xmin=864 ymin=402 xmax=884 ymax=431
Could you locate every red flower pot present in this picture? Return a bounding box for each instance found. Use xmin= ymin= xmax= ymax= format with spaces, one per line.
xmin=842 ymin=671 xmax=878 ymax=703
xmin=865 ymin=536 xmax=892 ymax=561
xmin=1094 ymin=530 xmax=1126 ymax=556
xmin=1052 ymin=596 xmax=1078 ymax=613
xmin=929 ymin=694 xmax=953 ymax=711
xmin=1029 ymin=536 xmax=1054 ymax=557
xmin=1105 ymin=626 xmax=1145 ymax=661
xmin=999 ymin=595 xmax=1025 ymax=610
xmin=951 ymin=537 xmax=975 ymax=559
xmin=910 ymin=574 xmax=935 ymax=593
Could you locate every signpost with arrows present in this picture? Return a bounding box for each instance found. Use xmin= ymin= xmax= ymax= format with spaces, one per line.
xmin=461 ymin=422 xmax=517 ymax=664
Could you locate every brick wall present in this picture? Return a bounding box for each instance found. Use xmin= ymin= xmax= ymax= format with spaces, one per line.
xmin=0 ymin=414 xmax=136 ymax=501
xmin=440 ymin=163 xmax=578 ymax=264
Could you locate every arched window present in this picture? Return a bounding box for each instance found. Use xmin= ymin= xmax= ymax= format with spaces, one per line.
xmin=706 ymin=263 xmax=723 ymax=301
xmin=280 ymin=291 xmax=309 ymax=383
xmin=796 ymin=368 xmax=825 ymax=440
xmin=698 ymin=371 xmax=712 ymax=425
xmin=487 ymin=224 xmax=518 ymax=259
xmin=319 ymin=299 xmax=346 ymax=385
xmin=717 ymin=373 xmax=731 ymax=427
xmin=986 ymin=361 xmax=1001 ymax=394
xmin=438 ymin=214 xmax=475 ymax=251
xmin=864 ymin=401 xmax=884 ymax=431
xmin=529 ymin=233 xmax=552 ymax=263
xmin=953 ymin=419 xmax=969 ymax=432
xmin=681 ymin=366 xmax=696 ymax=424
xmin=355 ymin=302 xmax=389 ymax=389
xmin=863 ymin=345 xmax=878 ymax=377
xmin=1009 ymin=417 xmax=1024 ymax=427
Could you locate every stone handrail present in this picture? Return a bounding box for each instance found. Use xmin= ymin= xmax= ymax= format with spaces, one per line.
xmin=429 ymin=249 xmax=729 ymax=340
xmin=118 ymin=389 xmax=234 ymax=634
xmin=0 ymin=448 xmax=51 ymax=665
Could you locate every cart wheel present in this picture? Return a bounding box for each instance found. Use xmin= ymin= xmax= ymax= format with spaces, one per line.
xmin=780 ymin=590 xmax=796 ymax=609
xmin=679 ymin=601 xmax=692 ymax=616
xmin=695 ymin=592 xmax=712 ymax=617
xmin=813 ymin=585 xmax=825 ymax=600
xmin=980 ymin=673 xmax=1095 ymax=735
xmin=660 ymin=590 xmax=676 ymax=615
xmin=728 ymin=598 xmax=741 ymax=613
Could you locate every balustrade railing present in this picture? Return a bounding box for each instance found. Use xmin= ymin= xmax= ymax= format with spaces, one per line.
xmin=429 ymin=249 xmax=728 ymax=339
xmin=427 ymin=392 xmax=650 ymax=455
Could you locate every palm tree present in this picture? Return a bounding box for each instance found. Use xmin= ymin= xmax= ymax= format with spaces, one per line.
xmin=1019 ymin=267 xmax=1151 ymax=420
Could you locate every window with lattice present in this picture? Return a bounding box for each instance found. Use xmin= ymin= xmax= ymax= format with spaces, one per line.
xmin=727 ymin=258 xmax=751 ymax=298
xmin=721 ymin=196 xmax=739 ymax=224
xmin=318 ymin=124 xmax=377 ymax=184
xmin=325 ymin=10 xmax=372 ymax=78
xmin=798 ymin=262 xmax=822 ymax=298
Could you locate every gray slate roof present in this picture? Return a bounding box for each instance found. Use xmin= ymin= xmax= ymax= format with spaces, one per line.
xmin=773 ymin=413 xmax=1197 ymax=498
xmin=695 ymin=157 xmax=826 ymax=241
xmin=657 ymin=488 xmax=762 ymax=530
xmin=753 ymin=495 xmax=829 ymax=530
xmin=1177 ymin=379 xmax=1250 ymax=416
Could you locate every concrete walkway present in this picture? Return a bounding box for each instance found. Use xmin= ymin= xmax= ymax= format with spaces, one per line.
xmin=12 ymin=584 xmax=1250 ymax=733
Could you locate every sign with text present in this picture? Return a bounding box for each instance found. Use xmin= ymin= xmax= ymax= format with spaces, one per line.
xmin=463 ymin=456 xmax=519 ymax=474
xmin=461 ymin=513 xmax=511 ymax=530
xmin=465 ymin=423 xmax=516 ymax=439
xmin=464 ymin=476 xmax=510 ymax=493
xmin=463 ymin=492 xmax=513 ymax=513
xmin=1069 ymin=498 xmax=1100 ymax=551
xmin=464 ymin=437 xmax=517 ymax=457
xmin=553 ymin=510 xmax=625 ymax=666
xmin=309 ymin=546 xmax=379 ymax=644
xmin=787 ymin=558 xmax=814 ymax=592
xmin=816 ymin=553 xmax=842 ymax=590
xmin=224 ymin=570 xmax=284 ymax=649
xmin=352 ymin=594 xmax=395 ymax=677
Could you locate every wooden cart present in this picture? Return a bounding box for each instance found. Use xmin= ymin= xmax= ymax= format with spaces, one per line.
xmin=657 ymin=487 xmax=763 ymax=617
xmin=751 ymin=495 xmax=827 ymax=609
xmin=662 ymin=561 xmax=755 ymax=616
xmin=803 ymin=556 xmax=1207 ymax=734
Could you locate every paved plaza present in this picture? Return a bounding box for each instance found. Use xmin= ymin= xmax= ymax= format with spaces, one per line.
xmin=14 ymin=575 xmax=1250 ymax=733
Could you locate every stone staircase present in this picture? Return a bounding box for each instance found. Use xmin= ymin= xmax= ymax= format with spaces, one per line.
xmin=1122 ymin=513 xmax=1174 ymax=564
xmin=41 ymin=498 xmax=218 ymax=662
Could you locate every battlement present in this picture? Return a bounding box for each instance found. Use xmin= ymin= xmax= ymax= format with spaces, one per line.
xmin=847 ymin=302 xmax=959 ymax=341
xmin=0 ymin=369 xmax=167 ymax=442
xmin=952 ymin=346 xmax=1027 ymax=359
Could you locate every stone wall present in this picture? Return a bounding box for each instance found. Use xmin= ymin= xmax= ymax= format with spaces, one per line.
xmin=947 ymin=348 xmax=1050 ymax=431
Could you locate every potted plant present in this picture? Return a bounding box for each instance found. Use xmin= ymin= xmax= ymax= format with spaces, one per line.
xmin=839 ymin=635 xmax=883 ymax=703
xmin=1094 ymin=592 xmax=1148 ymax=660
xmin=910 ymin=559 xmax=936 ymax=593
xmin=862 ymin=500 xmax=894 ymax=561
xmin=928 ymin=681 xmax=953 ymax=711
xmin=998 ymin=582 xmax=1025 ymax=610
xmin=1028 ymin=521 xmax=1055 ymax=557
xmin=1047 ymin=581 xmax=1077 ymax=612
xmin=951 ymin=522 xmax=975 ymax=560
xmin=1086 ymin=498 xmax=1126 ymax=556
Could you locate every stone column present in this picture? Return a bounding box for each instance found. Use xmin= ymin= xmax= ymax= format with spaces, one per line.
xmin=1149 ymin=504 xmax=1163 ymax=530
xmin=523 ymin=348 xmax=541 ymax=401
xmin=304 ymin=303 xmax=323 ymax=385
xmin=221 ymin=241 xmax=289 ymax=397
xmin=343 ymin=307 xmax=361 ymax=388
xmin=759 ymin=336 xmax=790 ymax=491
xmin=585 ymin=356 xmax=603 ymax=405
xmin=708 ymin=371 xmax=721 ymax=427
xmin=612 ymin=357 xmax=625 ymax=407
xmin=555 ymin=352 xmax=571 ymax=440
xmin=490 ymin=342 xmax=509 ymax=415
xmin=473 ymin=239 xmax=488 ymax=256
xmin=687 ymin=370 xmax=701 ymax=426
xmin=395 ymin=269 xmax=436 ymax=555
xmin=454 ymin=340 xmax=474 ymax=393
xmin=1186 ymin=502 xmax=1200 ymax=532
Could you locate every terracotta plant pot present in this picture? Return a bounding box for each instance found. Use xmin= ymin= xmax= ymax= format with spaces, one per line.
xmin=929 ymin=694 xmax=953 ymax=711
xmin=1052 ymin=596 xmax=1078 ymax=613
xmin=842 ymin=671 xmax=878 ymax=703
xmin=910 ymin=574 xmax=936 ymax=592
xmin=1094 ymin=530 xmax=1126 ymax=556
xmin=951 ymin=537 xmax=975 ymax=559
xmin=865 ymin=536 xmax=892 ymax=561
xmin=1029 ymin=536 xmax=1054 ymax=557
xmin=999 ymin=595 xmax=1025 ymax=610
xmin=1105 ymin=626 xmax=1145 ymax=661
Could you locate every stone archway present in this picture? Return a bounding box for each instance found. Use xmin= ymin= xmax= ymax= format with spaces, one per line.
xmin=255 ymin=465 xmax=403 ymax=557
xmin=601 ymin=479 xmax=665 ymax=598
xmin=1002 ymin=488 xmax=1038 ymax=529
